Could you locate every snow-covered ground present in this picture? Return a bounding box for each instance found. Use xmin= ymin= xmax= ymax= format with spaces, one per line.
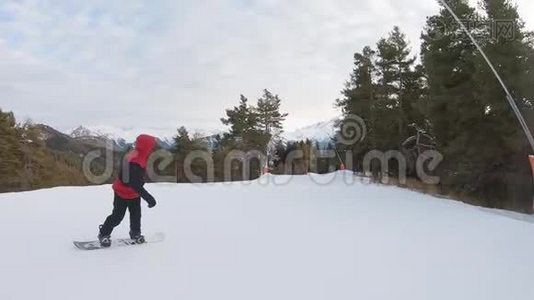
xmin=1 ymin=172 xmax=534 ymax=300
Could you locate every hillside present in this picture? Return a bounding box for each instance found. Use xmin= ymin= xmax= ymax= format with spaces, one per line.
xmin=1 ymin=172 xmax=534 ymax=300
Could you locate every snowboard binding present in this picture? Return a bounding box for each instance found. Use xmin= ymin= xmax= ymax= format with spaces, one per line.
xmin=98 ymin=225 xmax=111 ymax=247
xmin=129 ymin=231 xmax=146 ymax=244
xmin=98 ymin=235 xmax=111 ymax=247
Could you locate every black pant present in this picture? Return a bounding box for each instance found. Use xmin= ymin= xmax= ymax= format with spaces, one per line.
xmin=100 ymin=194 xmax=141 ymax=236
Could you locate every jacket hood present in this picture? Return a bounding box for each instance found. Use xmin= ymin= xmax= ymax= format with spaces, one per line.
xmin=135 ymin=134 xmax=157 ymax=154
xmin=128 ymin=134 xmax=157 ymax=168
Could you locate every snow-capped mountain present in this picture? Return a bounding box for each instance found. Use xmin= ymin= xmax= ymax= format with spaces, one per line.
xmin=64 ymin=119 xmax=340 ymax=151
xmin=69 ymin=125 xmax=129 ymax=149
xmin=70 ymin=125 xmax=142 ymax=144
xmin=282 ymin=118 xmax=338 ymax=143
xmin=70 ymin=126 xmax=96 ymax=138
xmin=66 ymin=125 xmax=223 ymax=150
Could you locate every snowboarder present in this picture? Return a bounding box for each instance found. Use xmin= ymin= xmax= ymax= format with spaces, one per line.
xmin=98 ymin=134 xmax=158 ymax=247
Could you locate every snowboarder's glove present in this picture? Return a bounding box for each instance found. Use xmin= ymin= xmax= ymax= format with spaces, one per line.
xmin=145 ymin=195 xmax=157 ymax=208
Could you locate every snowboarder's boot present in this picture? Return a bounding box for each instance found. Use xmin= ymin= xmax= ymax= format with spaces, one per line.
xmin=130 ymin=231 xmax=146 ymax=244
xmin=98 ymin=225 xmax=111 ymax=247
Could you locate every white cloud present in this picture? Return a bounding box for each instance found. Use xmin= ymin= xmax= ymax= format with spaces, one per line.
xmin=0 ymin=0 xmax=532 ymax=134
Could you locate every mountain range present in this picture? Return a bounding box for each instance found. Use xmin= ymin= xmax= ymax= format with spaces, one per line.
xmin=58 ymin=118 xmax=339 ymax=150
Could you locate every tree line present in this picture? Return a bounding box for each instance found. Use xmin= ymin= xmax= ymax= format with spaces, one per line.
xmin=0 ymin=109 xmax=88 ymax=192
xmin=172 ymin=89 xmax=292 ymax=182
xmin=336 ymin=0 xmax=534 ymax=211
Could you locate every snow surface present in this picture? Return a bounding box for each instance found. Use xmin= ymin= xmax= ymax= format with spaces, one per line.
xmin=1 ymin=172 xmax=534 ymax=300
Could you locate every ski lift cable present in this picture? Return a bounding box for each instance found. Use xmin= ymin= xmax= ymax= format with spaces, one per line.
xmin=437 ymin=0 xmax=534 ymax=152
xmin=327 ymin=133 xmax=345 ymax=166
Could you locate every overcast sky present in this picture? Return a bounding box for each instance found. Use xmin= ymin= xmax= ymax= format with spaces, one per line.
xmin=0 ymin=0 xmax=533 ymax=135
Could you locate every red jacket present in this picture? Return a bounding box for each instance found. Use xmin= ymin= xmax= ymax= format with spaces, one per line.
xmin=113 ymin=134 xmax=157 ymax=199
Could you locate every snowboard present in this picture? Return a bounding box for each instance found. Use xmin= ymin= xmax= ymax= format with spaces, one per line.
xmin=73 ymin=232 xmax=165 ymax=250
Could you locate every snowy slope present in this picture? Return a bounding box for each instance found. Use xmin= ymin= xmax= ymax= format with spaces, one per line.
xmin=1 ymin=172 xmax=534 ymax=300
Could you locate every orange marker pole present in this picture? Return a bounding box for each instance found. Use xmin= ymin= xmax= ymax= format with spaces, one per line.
xmin=529 ymin=156 xmax=534 ymax=178
xmin=529 ymin=155 xmax=534 ymax=212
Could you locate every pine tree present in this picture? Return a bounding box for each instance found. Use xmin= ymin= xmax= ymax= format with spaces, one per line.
xmin=256 ymin=89 xmax=288 ymax=168
xmin=0 ymin=109 xmax=88 ymax=192
xmin=173 ymin=126 xmax=210 ymax=183
xmin=375 ymin=26 xmax=423 ymax=149
xmin=0 ymin=109 xmax=23 ymax=189
xmin=421 ymin=0 xmax=480 ymax=151
xmin=472 ymin=0 xmax=534 ymax=208
xmin=476 ymin=0 xmax=534 ymax=150
xmin=335 ymin=46 xmax=377 ymax=171
xmin=220 ymin=94 xmax=267 ymax=149
xmin=256 ymin=89 xmax=288 ymax=136
xmin=219 ymin=94 xmax=269 ymax=180
xmin=174 ymin=127 xmax=193 ymax=154
xmin=420 ymin=0 xmax=534 ymax=209
xmin=421 ymin=0 xmax=483 ymax=194
xmin=221 ymin=95 xmax=256 ymax=137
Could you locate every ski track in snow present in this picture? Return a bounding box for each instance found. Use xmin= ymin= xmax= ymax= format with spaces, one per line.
xmin=1 ymin=171 xmax=534 ymax=300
